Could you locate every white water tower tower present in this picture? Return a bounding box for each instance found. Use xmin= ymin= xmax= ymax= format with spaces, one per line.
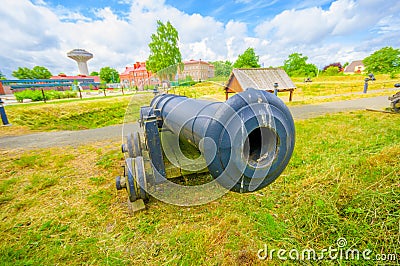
xmin=67 ymin=49 xmax=93 ymax=76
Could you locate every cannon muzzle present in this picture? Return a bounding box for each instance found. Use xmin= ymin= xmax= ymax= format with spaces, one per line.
xmin=150 ymin=88 xmax=295 ymax=193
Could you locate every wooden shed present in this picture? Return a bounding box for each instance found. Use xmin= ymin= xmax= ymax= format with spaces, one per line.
xmin=224 ymin=68 xmax=296 ymax=101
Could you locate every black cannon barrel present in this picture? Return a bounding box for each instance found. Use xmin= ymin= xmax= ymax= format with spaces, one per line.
xmin=150 ymin=88 xmax=295 ymax=193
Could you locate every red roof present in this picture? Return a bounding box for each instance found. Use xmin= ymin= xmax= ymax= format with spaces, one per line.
xmin=50 ymin=75 xmax=100 ymax=82
xmin=121 ymin=67 xmax=136 ymax=75
xmin=120 ymin=62 xmax=149 ymax=75
xmin=50 ymin=74 xmax=100 ymax=82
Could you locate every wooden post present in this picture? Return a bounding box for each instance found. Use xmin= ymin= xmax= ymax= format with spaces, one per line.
xmin=78 ymin=85 xmax=82 ymax=99
xmin=41 ymin=88 xmax=46 ymax=103
xmin=289 ymin=90 xmax=293 ymax=102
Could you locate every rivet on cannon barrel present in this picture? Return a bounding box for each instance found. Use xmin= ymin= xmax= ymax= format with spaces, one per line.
xmin=117 ymin=88 xmax=295 ymax=208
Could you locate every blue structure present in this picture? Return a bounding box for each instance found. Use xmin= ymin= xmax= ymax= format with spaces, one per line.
xmin=1 ymin=78 xmax=100 ymax=93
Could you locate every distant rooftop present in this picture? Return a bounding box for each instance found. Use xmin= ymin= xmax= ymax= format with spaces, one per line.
xmin=226 ymin=68 xmax=296 ymax=92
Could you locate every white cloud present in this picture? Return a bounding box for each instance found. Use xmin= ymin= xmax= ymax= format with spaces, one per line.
xmin=254 ymin=0 xmax=400 ymax=67
xmin=256 ymin=0 xmax=400 ymax=42
xmin=0 ymin=0 xmax=399 ymax=78
xmin=255 ymin=7 xmax=336 ymax=44
xmin=225 ymin=20 xmax=248 ymax=37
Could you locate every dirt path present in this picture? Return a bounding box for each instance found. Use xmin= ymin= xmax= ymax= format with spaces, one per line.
xmin=0 ymin=96 xmax=391 ymax=150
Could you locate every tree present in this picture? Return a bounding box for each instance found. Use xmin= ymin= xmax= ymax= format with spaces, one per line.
xmin=99 ymin=67 xmax=120 ymax=83
xmin=31 ymin=66 xmax=52 ymax=79
xmin=212 ymin=61 xmax=233 ymax=77
xmin=146 ymin=20 xmax=182 ymax=80
xmin=12 ymin=67 xmax=34 ymax=79
xmin=283 ymin=53 xmax=318 ymax=77
xmin=90 ymin=71 xmax=99 ymax=76
xmin=323 ymin=62 xmax=343 ymax=72
xmin=12 ymin=66 xmax=52 ymax=79
xmin=324 ymin=66 xmax=340 ymax=76
xmin=233 ymin=48 xmax=260 ymax=68
xmin=363 ymin=46 xmax=400 ymax=74
xmin=0 ymin=70 xmax=6 ymax=80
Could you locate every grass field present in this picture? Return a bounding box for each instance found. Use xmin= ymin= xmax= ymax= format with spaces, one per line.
xmin=157 ymin=74 xmax=399 ymax=104
xmin=0 ymin=93 xmax=153 ymax=136
xmin=1 ymin=111 xmax=399 ymax=265
xmin=1 ymin=74 xmax=398 ymax=136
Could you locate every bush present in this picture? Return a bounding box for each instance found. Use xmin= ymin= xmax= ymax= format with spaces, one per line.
xmin=14 ymin=90 xmax=78 ymax=102
xmin=323 ymin=66 xmax=341 ymax=76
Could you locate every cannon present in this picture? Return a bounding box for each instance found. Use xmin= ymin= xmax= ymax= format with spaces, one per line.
xmin=389 ymin=91 xmax=400 ymax=112
xmin=116 ymin=88 xmax=295 ymax=208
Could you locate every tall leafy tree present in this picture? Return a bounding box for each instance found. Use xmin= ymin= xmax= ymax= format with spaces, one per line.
xmin=31 ymin=66 xmax=52 ymax=79
xmin=147 ymin=20 xmax=182 ymax=80
xmin=12 ymin=67 xmax=34 ymax=79
xmin=363 ymin=46 xmax=400 ymax=74
xmin=233 ymin=48 xmax=260 ymax=68
xmin=90 ymin=71 xmax=99 ymax=76
xmin=12 ymin=66 xmax=52 ymax=79
xmin=283 ymin=53 xmax=318 ymax=77
xmin=99 ymin=67 xmax=120 ymax=83
xmin=212 ymin=61 xmax=233 ymax=77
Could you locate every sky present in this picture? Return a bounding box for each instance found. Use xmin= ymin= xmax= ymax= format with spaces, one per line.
xmin=0 ymin=0 xmax=399 ymax=78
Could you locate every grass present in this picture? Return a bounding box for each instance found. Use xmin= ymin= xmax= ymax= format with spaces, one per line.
xmin=0 ymin=93 xmax=153 ymax=136
xmin=1 ymin=74 xmax=398 ymax=136
xmin=289 ymin=73 xmax=399 ymax=101
xmin=169 ymin=74 xmax=399 ymax=104
xmin=0 ymin=111 xmax=399 ymax=265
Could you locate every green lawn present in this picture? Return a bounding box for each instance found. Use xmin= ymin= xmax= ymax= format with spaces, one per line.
xmin=1 ymin=74 xmax=398 ymax=136
xmin=168 ymin=74 xmax=399 ymax=104
xmin=0 ymin=93 xmax=153 ymax=136
xmin=1 ymin=111 xmax=398 ymax=265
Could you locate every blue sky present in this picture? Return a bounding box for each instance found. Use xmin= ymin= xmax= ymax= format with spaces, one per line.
xmin=0 ymin=0 xmax=399 ymax=77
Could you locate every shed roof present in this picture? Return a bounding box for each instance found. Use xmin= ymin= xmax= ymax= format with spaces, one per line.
xmin=226 ymin=68 xmax=296 ymax=92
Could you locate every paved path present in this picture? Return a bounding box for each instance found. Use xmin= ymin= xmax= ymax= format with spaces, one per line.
xmin=289 ymin=95 xmax=389 ymax=119
xmin=0 ymin=96 xmax=391 ymax=150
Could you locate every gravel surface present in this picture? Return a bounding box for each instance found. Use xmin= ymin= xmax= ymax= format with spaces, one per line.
xmin=0 ymin=96 xmax=391 ymax=150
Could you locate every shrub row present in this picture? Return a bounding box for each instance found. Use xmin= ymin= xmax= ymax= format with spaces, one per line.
xmin=14 ymin=90 xmax=78 ymax=102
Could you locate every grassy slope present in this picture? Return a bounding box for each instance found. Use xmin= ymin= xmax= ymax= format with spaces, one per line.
xmin=0 ymin=93 xmax=153 ymax=136
xmin=1 ymin=74 xmax=398 ymax=136
xmin=0 ymin=111 xmax=398 ymax=265
xmin=165 ymin=74 xmax=399 ymax=104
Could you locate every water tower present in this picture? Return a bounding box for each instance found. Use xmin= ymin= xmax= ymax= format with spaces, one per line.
xmin=67 ymin=49 xmax=93 ymax=76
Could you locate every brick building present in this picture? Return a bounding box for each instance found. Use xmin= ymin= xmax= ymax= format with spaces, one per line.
xmin=180 ymin=60 xmax=214 ymax=81
xmin=119 ymin=62 xmax=158 ymax=90
xmin=119 ymin=60 xmax=215 ymax=88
